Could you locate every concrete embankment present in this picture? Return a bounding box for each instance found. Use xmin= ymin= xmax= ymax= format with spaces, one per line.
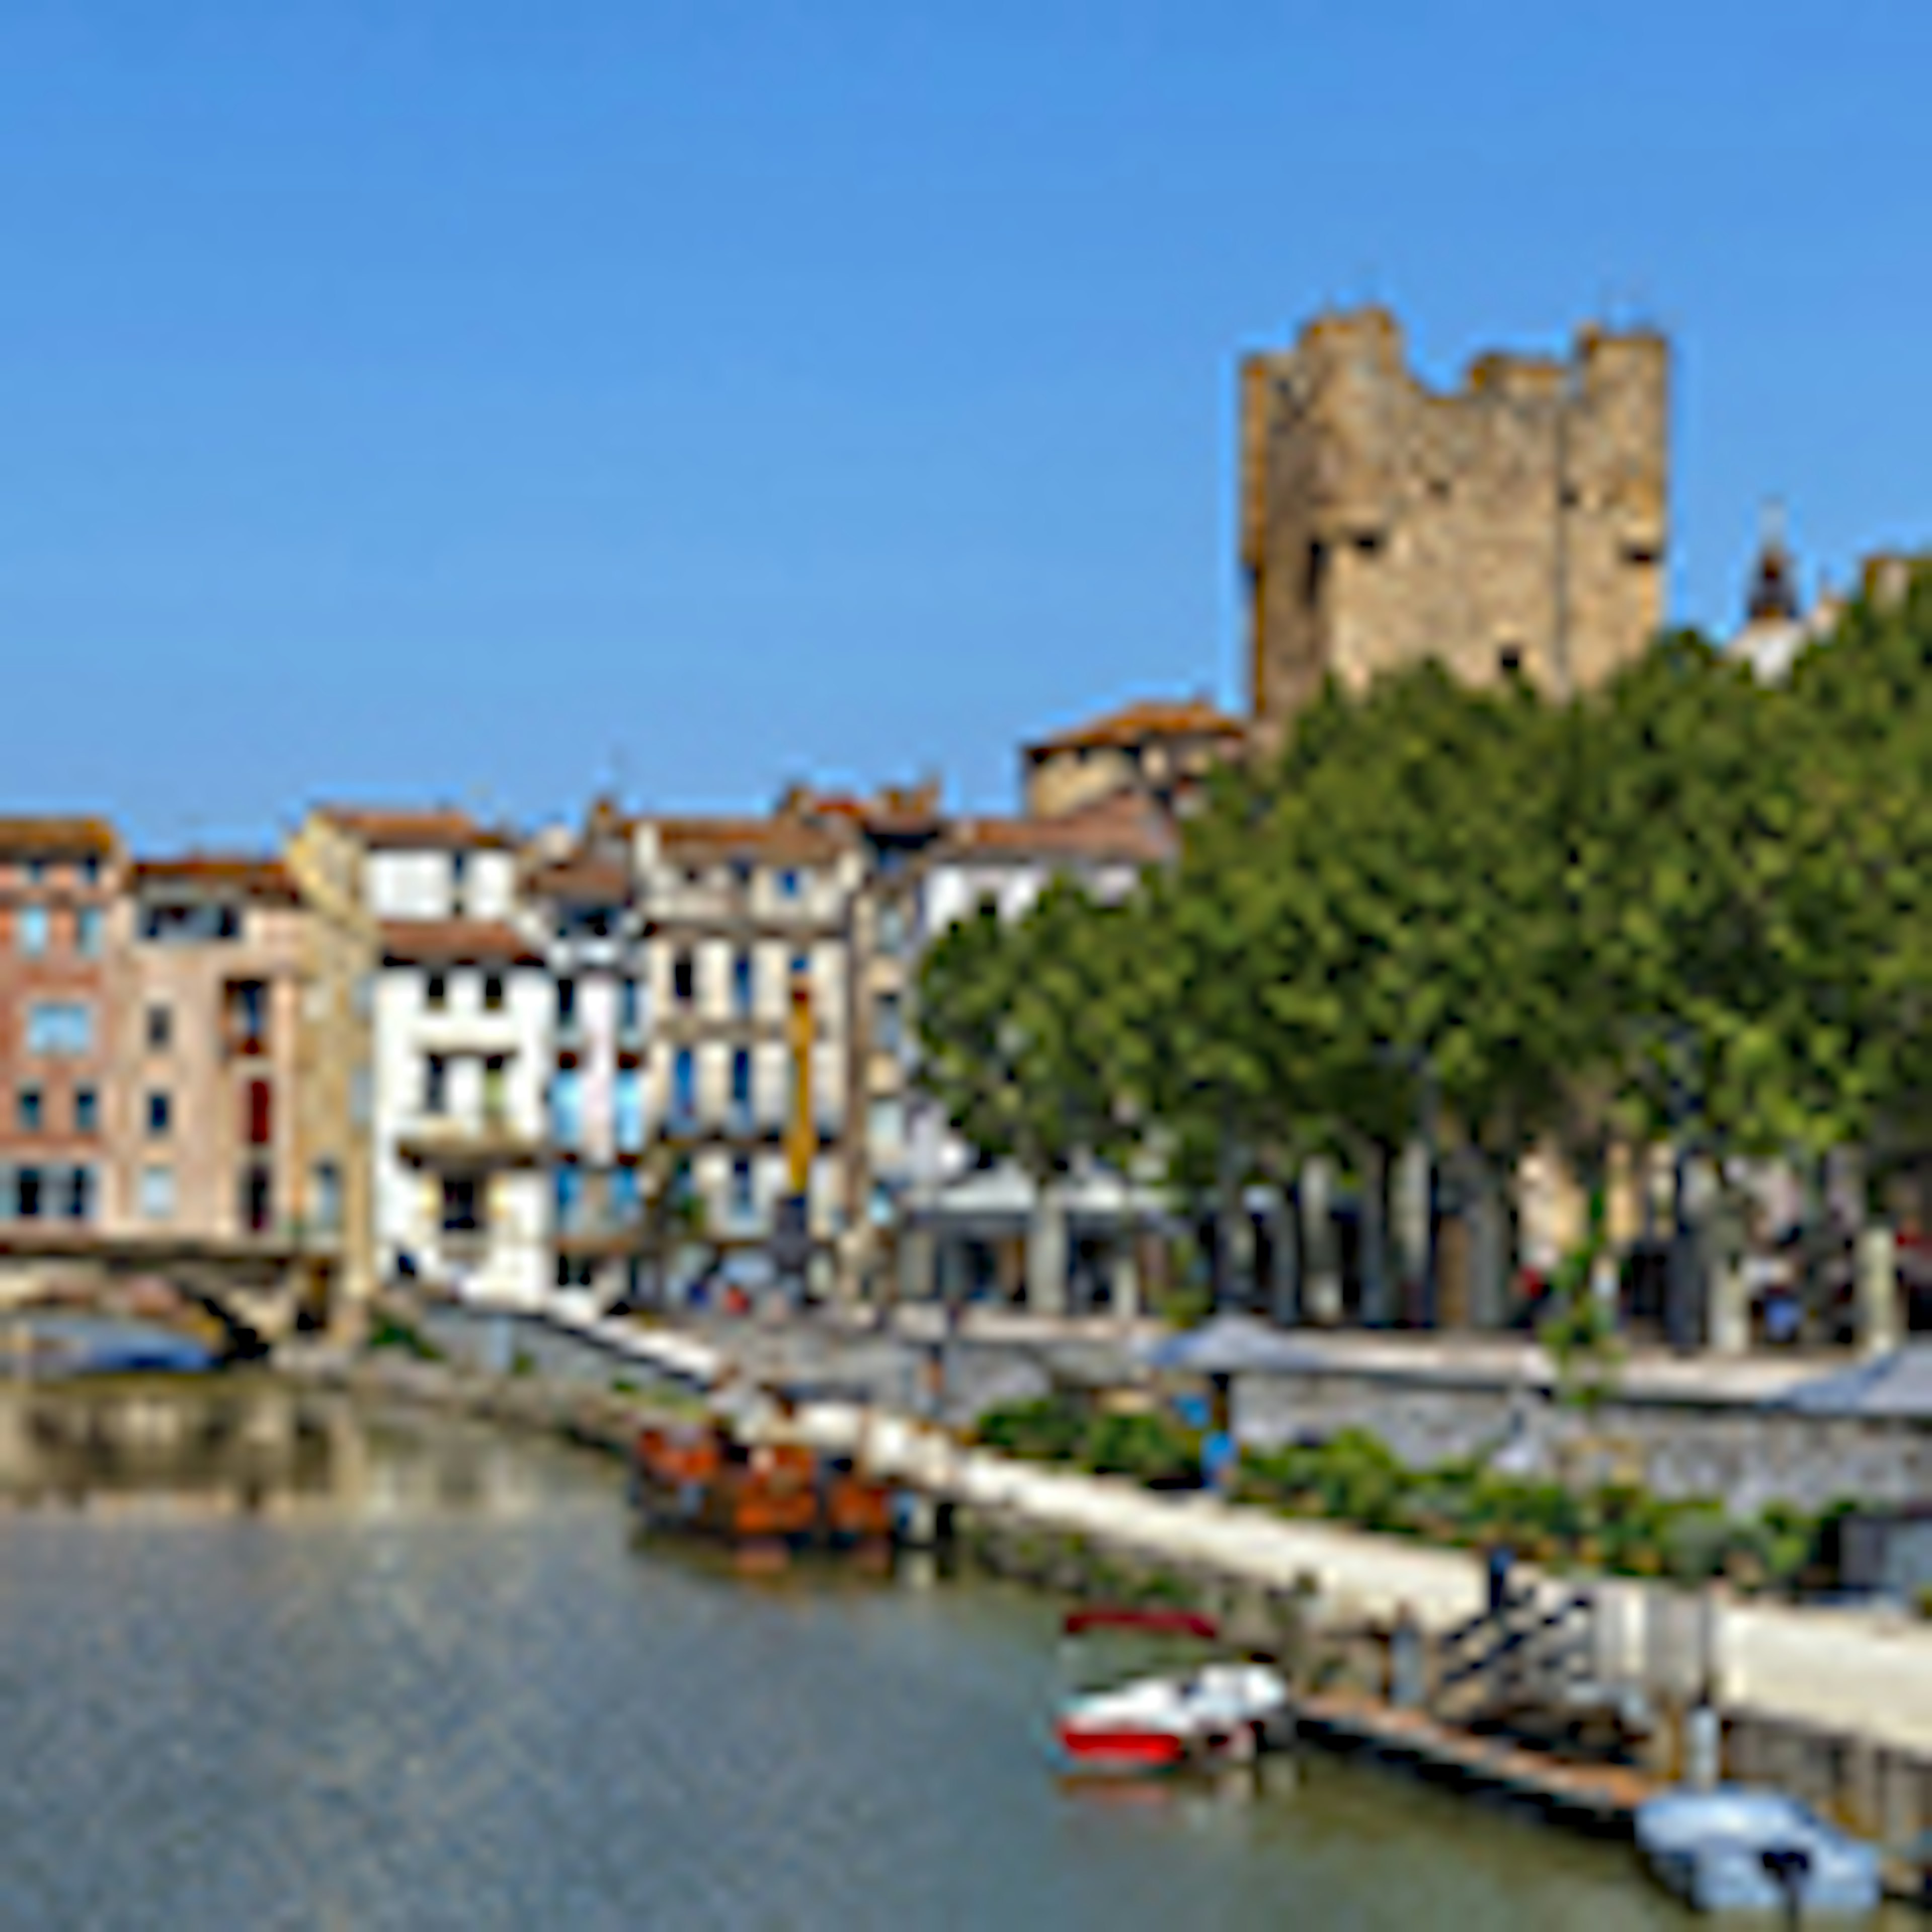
xmin=305 ymin=1301 xmax=1932 ymax=1863
xmin=352 ymin=1303 xmax=1932 ymax=1754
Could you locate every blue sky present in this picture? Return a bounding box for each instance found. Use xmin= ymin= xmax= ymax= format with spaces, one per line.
xmin=2 ymin=1 xmax=1927 ymax=848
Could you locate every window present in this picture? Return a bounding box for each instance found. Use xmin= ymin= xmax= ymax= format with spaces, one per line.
xmin=17 ymin=906 xmax=48 ymax=958
xmin=139 ymin=1164 xmax=174 ymax=1222
xmin=311 ymin=1161 xmax=342 ymax=1234
xmin=141 ymin=902 xmax=239 ymax=944
xmin=553 ymin=1164 xmax=582 ymax=1231
xmin=729 ymin=1155 xmax=755 ymax=1225
xmin=614 ymin=1066 xmax=645 ymax=1153
xmin=79 ymin=856 xmax=99 ymax=886
xmin=26 ymin=1002 xmax=92 ymax=1057
xmin=550 ymin=1066 xmax=583 ymax=1148
xmin=1498 ymin=643 xmax=1525 ymax=678
xmin=223 ymin=980 xmax=268 ymax=1055
xmin=350 ymin=1068 xmax=372 ymax=1130
xmin=146 ymin=1004 xmax=172 ymax=1052
xmin=556 ymin=977 xmax=579 ymax=1032
xmin=875 ymin=991 xmax=903 ymax=1057
xmin=790 ymin=950 xmax=810 ymax=981
xmin=1304 ymin=536 xmax=1329 ymax=611
xmin=73 ymin=1088 xmax=97 ymax=1135
xmin=610 ymin=1165 xmax=641 ymax=1220
xmin=425 ymin=972 xmax=448 ymax=1012
xmin=440 ymin=1176 xmax=480 ymax=1234
xmin=74 ymin=907 xmax=103 ymax=959
xmin=869 ymin=1097 xmax=904 ymax=1152
xmin=672 ymin=950 xmax=695 ymax=1006
xmin=730 ymin=1047 xmax=753 ymax=1128
xmin=424 ymin=1056 xmax=449 ymax=1115
xmin=671 ymin=1048 xmax=696 ymax=1128
xmin=483 ymin=972 xmax=505 ymax=1013
xmin=146 ymin=1090 xmax=172 ymax=1139
xmin=449 ymin=850 xmax=468 ymax=912
xmin=778 ymin=868 xmax=800 ymax=900
xmin=65 ymin=1168 xmax=92 ymax=1222
xmin=732 ymin=948 xmax=753 ymax=1019
xmin=15 ymin=1169 xmax=40 ymax=1220
xmin=555 ymin=1254 xmax=597 ymax=1292
xmin=876 ymin=903 xmax=905 ymax=956
xmin=245 ymin=1079 xmax=273 ymax=1148
xmin=619 ymin=977 xmax=642 ymax=1035
xmin=482 ymin=1055 xmax=508 ymax=1125
xmin=17 ymin=1087 xmax=41 ymax=1133
xmin=242 ymin=1164 xmax=273 ymax=1235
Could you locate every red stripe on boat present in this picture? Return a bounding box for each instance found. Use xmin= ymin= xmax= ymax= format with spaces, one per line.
xmin=1055 ymin=1723 xmax=1189 ymax=1770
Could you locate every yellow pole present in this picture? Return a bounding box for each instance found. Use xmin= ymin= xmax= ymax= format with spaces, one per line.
xmin=785 ymin=960 xmax=814 ymax=1198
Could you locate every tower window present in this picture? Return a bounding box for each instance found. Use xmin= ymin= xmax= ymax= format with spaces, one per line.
xmin=1303 ymin=539 xmax=1329 ymax=611
xmin=1498 ymin=645 xmax=1525 ymax=678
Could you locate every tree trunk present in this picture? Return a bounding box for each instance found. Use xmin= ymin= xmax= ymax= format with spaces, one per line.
xmin=1301 ymin=1157 xmax=1340 ymax=1325
xmin=1025 ymin=1177 xmax=1068 ymax=1318
xmin=1272 ymin=1166 xmax=1305 ymax=1328
xmin=1355 ymin=1138 xmax=1394 ymax=1329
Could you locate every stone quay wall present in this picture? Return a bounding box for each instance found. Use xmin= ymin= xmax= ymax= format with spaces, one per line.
xmin=1235 ymin=1367 xmax=1930 ymax=1516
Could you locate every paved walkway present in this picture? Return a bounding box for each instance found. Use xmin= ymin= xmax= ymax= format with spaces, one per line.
xmin=525 ymin=1306 xmax=1932 ymax=1757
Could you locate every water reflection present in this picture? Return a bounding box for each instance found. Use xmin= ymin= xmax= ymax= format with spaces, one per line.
xmin=0 ymin=1382 xmax=1893 ymax=1929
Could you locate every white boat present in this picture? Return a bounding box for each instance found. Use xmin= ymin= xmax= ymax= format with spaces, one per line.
xmin=1054 ymin=1609 xmax=1291 ymax=1774
xmin=1636 ymin=1787 xmax=1882 ymax=1917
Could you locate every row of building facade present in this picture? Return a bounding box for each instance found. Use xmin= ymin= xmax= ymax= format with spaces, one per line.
xmin=0 ymin=701 xmax=1208 ymax=1335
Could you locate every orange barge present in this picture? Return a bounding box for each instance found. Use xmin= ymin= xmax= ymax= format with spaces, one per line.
xmin=628 ymin=1407 xmax=901 ymax=1570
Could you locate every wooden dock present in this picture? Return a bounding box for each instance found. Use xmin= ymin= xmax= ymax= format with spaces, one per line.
xmin=1295 ymin=1690 xmax=1660 ymax=1832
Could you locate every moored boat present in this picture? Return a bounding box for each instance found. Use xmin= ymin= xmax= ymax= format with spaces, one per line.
xmin=1635 ymin=1787 xmax=1882 ymax=1917
xmin=628 ymin=1415 xmax=901 ymax=1565
xmin=1053 ymin=1608 xmax=1291 ymax=1776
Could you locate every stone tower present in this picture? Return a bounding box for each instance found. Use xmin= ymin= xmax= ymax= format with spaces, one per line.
xmin=1240 ymin=308 xmax=1669 ymax=737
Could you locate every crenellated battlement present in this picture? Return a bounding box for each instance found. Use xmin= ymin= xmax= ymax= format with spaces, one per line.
xmin=1241 ymin=307 xmax=1669 ymax=733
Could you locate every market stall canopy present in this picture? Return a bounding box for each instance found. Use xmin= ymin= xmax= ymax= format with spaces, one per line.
xmin=1777 ymin=1345 xmax=1932 ymax=1419
xmin=1137 ymin=1312 xmax=1327 ymax=1377
xmin=910 ymin=1162 xmax=1172 ymax=1237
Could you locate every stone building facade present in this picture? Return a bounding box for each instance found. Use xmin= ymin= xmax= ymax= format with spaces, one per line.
xmin=0 ymin=819 xmax=120 ymax=1241
xmin=1240 ymin=307 xmax=1670 ymax=738
xmin=112 ymin=859 xmax=311 ymax=1257
xmin=1019 ymin=697 xmax=1246 ymax=820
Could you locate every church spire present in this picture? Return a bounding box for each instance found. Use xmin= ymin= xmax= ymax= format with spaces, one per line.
xmin=1745 ymin=498 xmax=1801 ymax=624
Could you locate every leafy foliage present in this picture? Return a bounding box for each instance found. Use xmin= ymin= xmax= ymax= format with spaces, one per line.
xmin=917 ymin=573 xmax=1932 ymax=1300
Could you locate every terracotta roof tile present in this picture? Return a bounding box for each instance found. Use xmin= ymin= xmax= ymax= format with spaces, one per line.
xmin=379 ymin=920 xmax=542 ymax=967
xmin=0 ymin=817 xmax=118 ymax=860
xmin=320 ymin=807 xmax=516 ymax=851
xmin=1024 ymin=697 xmax=1247 ymax=757
xmin=526 ymin=854 xmax=633 ymax=904
xmin=649 ymin=816 xmax=854 ymax=866
xmin=940 ymin=791 xmax=1176 ymax=866
xmin=131 ymin=856 xmax=304 ymax=907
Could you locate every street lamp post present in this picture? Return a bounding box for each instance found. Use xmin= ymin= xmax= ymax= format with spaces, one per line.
xmin=1664 ymin=1027 xmax=1701 ymax=1355
xmin=1419 ymin=1054 xmax=1441 ymax=1332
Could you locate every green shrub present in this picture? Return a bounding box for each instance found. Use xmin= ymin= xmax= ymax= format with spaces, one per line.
xmin=1082 ymin=1410 xmax=1201 ymax=1485
xmin=368 ymin=1313 xmax=441 ymax=1361
xmin=976 ymin=1394 xmax=1089 ymax=1464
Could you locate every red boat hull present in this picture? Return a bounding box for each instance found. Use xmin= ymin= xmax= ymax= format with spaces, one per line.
xmin=1055 ymin=1722 xmax=1191 ymax=1774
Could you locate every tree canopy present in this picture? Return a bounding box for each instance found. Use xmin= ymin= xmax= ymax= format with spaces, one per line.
xmin=916 ymin=568 xmax=1932 ymax=1265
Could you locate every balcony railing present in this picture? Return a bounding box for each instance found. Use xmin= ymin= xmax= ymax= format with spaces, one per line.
xmin=397 ymin=1115 xmax=544 ymax=1169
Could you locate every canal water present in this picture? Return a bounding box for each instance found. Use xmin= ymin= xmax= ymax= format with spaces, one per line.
xmin=0 ymin=1378 xmax=1859 ymax=1929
